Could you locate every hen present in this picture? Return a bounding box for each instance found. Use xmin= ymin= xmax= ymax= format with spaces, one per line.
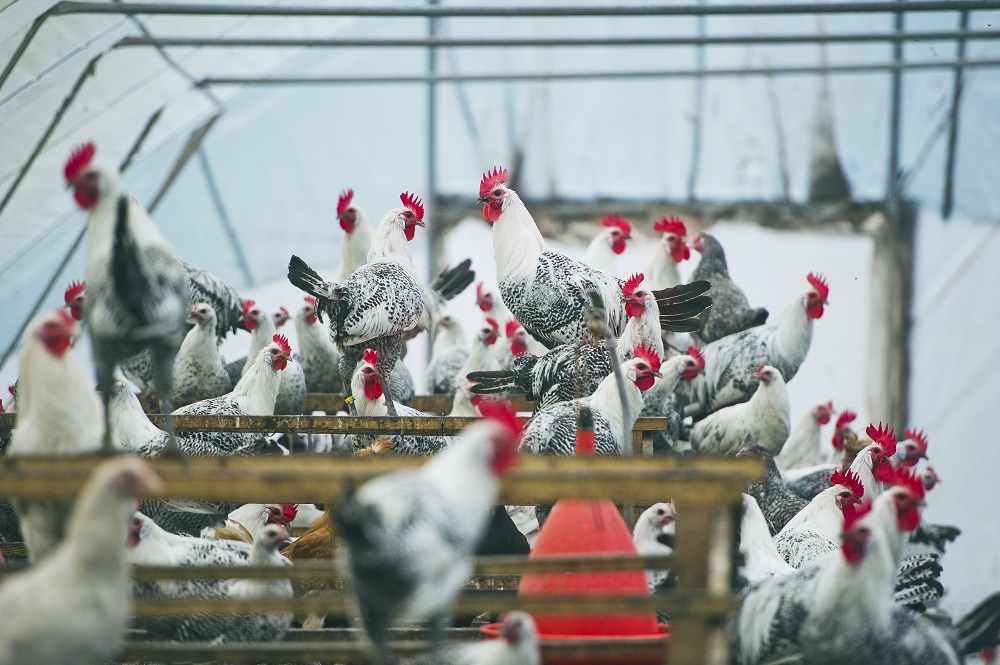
xmin=336 ymin=188 xmax=375 ymax=282
xmin=293 ymin=296 xmax=343 ymax=394
xmin=690 ymin=365 xmax=790 ymax=456
xmin=632 ymin=502 xmax=677 ymax=594
xmin=581 ymin=213 xmax=632 ymax=275
xmin=426 ymin=311 xmax=469 ymax=395
xmin=169 ymin=303 xmax=232 ymax=408
xmin=402 ymin=611 xmax=541 ymax=665
xmin=775 ymin=400 xmax=834 ymax=472
xmin=689 ymin=232 xmax=768 ymax=344
xmin=642 ymin=216 xmax=691 ymax=291
xmin=240 ymin=299 xmax=307 ymax=415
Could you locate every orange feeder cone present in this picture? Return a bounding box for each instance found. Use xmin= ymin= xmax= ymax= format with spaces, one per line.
xmin=512 ymin=406 xmax=665 ymax=664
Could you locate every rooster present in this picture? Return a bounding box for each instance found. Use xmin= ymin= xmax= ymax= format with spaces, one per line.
xmin=203 ymin=503 xmax=297 ymax=544
xmin=632 ymin=502 xmax=677 ymax=594
xmin=897 ymin=427 xmax=930 ymax=468
xmin=475 ymin=281 xmax=510 ymax=322
xmin=288 ymin=192 xmax=426 ymax=416
xmin=477 ymin=166 xmax=710 ymax=349
xmin=402 ymin=611 xmax=541 ymax=665
xmin=642 ymin=216 xmax=691 ymax=290
xmin=426 ymin=311 xmax=469 ymax=395
xmin=495 ymin=318 xmax=530 ymax=371
xmin=450 ymin=318 xmax=502 ymax=416
xmin=689 ymin=232 xmax=769 ymax=345
xmin=772 ymin=470 xmax=864 ymax=568
xmin=170 ymin=303 xmax=233 ymax=408
xmin=682 ymin=272 xmax=829 ymax=417
xmin=0 ymin=457 xmax=161 ymax=665
xmin=690 ymin=365 xmax=791 ymax=456
xmin=334 ymin=402 xmax=521 ymax=663
xmin=826 ymin=409 xmax=858 ymax=464
xmin=582 ymin=213 xmax=632 ymax=275
xmin=63 ymin=279 xmax=86 ymax=321
xmin=638 ymin=344 xmax=706 ymax=453
xmin=775 ymin=401 xmax=834 ymax=472
xmin=239 ymin=299 xmax=307 ymax=415
xmin=66 ymin=143 xmax=188 ymax=452
xmin=786 ymin=422 xmax=899 ymax=501
xmin=293 ymin=296 xmax=343 ymax=394
xmin=346 ymin=349 xmax=450 ymax=456
xmin=8 ymin=310 xmax=104 ymax=562
xmin=520 ymin=348 xmax=662 ymax=457
xmin=336 ymin=188 xmax=375 ymax=282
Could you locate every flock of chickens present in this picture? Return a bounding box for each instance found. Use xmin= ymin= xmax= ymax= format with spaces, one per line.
xmin=0 ymin=143 xmax=996 ymax=665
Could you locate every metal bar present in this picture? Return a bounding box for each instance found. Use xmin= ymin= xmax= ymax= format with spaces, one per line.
xmin=115 ymin=29 xmax=1000 ymax=50
xmin=687 ymin=6 xmax=707 ymax=200
xmin=942 ymin=10 xmax=970 ymax=218
xmin=197 ymin=59 xmax=1000 ymax=87
xmin=50 ymin=1 xmax=1000 ymax=18
xmin=117 ymin=106 xmax=164 ymax=171
xmin=196 ymin=146 xmax=254 ymax=285
xmin=0 ymin=52 xmax=104 ymax=219
xmin=0 ymin=7 xmax=56 ymax=92
xmin=147 ymin=113 xmax=220 ymax=213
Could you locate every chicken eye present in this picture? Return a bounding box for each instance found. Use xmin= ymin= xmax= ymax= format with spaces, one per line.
xmin=404 ymin=211 xmax=413 ymax=219
xmin=347 ymin=207 xmax=355 ymax=214
xmin=656 ymin=508 xmax=665 ymax=516
xmin=493 ymin=189 xmax=502 ymax=196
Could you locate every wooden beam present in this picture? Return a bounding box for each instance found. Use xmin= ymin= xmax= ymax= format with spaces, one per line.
xmin=304 ymin=393 xmax=535 ymax=414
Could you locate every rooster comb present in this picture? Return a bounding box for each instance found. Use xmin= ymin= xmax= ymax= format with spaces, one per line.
xmin=622 ymin=273 xmax=644 ymax=298
xmin=400 ymin=191 xmax=424 ymax=219
xmin=281 ymin=504 xmax=298 ymax=522
xmin=505 ymin=319 xmax=522 ymax=338
xmin=904 ymin=428 xmax=929 ymax=453
xmin=64 ymin=142 xmax=95 ymax=183
xmin=479 ymin=399 xmax=521 ymax=440
xmin=277 ymin=306 xmax=289 ymax=316
xmin=601 ymin=214 xmax=632 ymax=236
xmin=476 ymin=282 xmax=487 ymax=301
xmin=653 ymin=215 xmax=687 ymax=236
xmin=686 ymin=345 xmax=706 ymax=370
xmin=866 ymin=422 xmax=897 ymax=456
xmin=363 ymin=348 xmax=378 ymax=366
xmin=304 ymin=295 xmax=317 ymax=307
xmin=271 ymin=334 xmax=291 ymax=356
xmin=480 ymin=166 xmax=509 ymax=198
xmin=842 ymin=500 xmax=873 ymax=531
xmin=485 ymin=317 xmax=500 ymax=333
xmin=890 ymin=466 xmax=926 ymax=500
xmin=633 ymin=345 xmax=662 ymax=372
xmin=337 ymin=188 xmax=354 ymax=216
xmin=241 ymin=299 xmax=256 ymax=316
xmin=63 ymin=280 xmax=85 ymax=304
xmin=807 ymin=272 xmax=830 ymax=300
xmin=831 ymin=469 xmax=864 ymax=499
xmin=836 ymin=410 xmax=857 ymax=429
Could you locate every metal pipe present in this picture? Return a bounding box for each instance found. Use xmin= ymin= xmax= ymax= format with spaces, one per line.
xmin=115 ymin=30 xmax=1000 ymax=50
xmin=197 ymin=59 xmax=1000 ymax=87
xmin=0 ymin=8 xmax=56 ymax=92
xmin=118 ymin=106 xmax=164 ymax=172
xmin=147 ymin=113 xmax=220 ymax=213
xmin=51 ymin=1 xmax=1000 ymax=18
xmin=942 ymin=10 xmax=970 ymax=218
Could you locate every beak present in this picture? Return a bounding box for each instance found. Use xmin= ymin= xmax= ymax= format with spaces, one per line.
xmin=623 ymin=234 xmax=632 ymax=241
xmin=652 ymin=370 xmax=663 ymax=379
xmin=620 ymin=296 xmax=630 ymax=304
xmin=336 ymin=213 xmax=346 ymax=220
xmin=476 ymin=195 xmax=488 ymax=205
xmin=413 ymin=219 xmax=426 ymax=228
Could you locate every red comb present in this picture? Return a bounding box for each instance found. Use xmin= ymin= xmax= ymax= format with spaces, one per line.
xmin=476 ymin=282 xmax=486 ymax=301
xmin=622 ymin=273 xmax=643 ymax=298
xmin=7 ymin=385 xmax=13 ymax=396
xmin=63 ymin=280 xmax=85 ymax=304
xmin=831 ymin=469 xmax=864 ymax=500
xmin=64 ymin=142 xmax=95 ymax=183
xmin=400 ymin=191 xmax=424 ymax=219
xmin=836 ymin=410 xmax=857 ymax=429
xmin=904 ymin=428 xmax=929 ymax=454
xmin=601 ymin=214 xmax=632 ymax=236
xmin=807 ymin=272 xmax=830 ymax=300
xmin=842 ymin=500 xmax=873 ymax=531
xmin=278 ymin=306 xmax=289 ymax=316
xmin=271 ymin=334 xmax=292 ymax=356
xmin=866 ymin=422 xmax=897 ymax=456
xmin=480 ymin=166 xmax=509 ymax=198
xmin=281 ymin=504 xmax=298 ymax=522
xmin=479 ymin=399 xmax=521 ymax=439
xmin=653 ymin=215 xmax=687 ymax=236
xmin=485 ymin=317 xmax=500 ymax=333
xmin=686 ymin=345 xmax=706 ymax=370
xmin=304 ymin=295 xmax=316 ymax=307
xmin=633 ymin=345 xmax=662 ymax=372
xmin=337 ymin=189 xmax=354 ymax=216
xmin=890 ymin=466 xmax=926 ymax=500
xmin=363 ymin=348 xmax=378 ymax=366
xmin=505 ymin=319 xmax=522 ymax=338
xmin=241 ymin=299 xmax=256 ymax=316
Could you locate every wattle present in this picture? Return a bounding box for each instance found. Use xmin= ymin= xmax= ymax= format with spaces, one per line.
xmin=625 ymin=302 xmax=645 ymax=318
xmin=898 ymin=508 xmax=920 ymax=532
xmin=635 ymin=375 xmax=655 ymax=391
xmin=483 ymin=202 xmax=502 ymax=223
xmin=404 ymin=225 xmax=416 ymax=241
xmin=364 ymin=380 xmax=384 ymax=401
xmin=244 ymin=319 xmax=258 ymax=331
xmin=611 ymin=239 xmax=627 ymax=255
xmin=74 ymin=187 xmax=98 ymax=210
xmin=511 ymin=341 xmax=528 ymax=357
xmin=272 ymin=357 xmax=288 ymax=371
xmin=671 ymin=244 xmax=691 ymax=263
xmin=339 ymin=218 xmax=355 ymax=233
xmin=682 ymin=368 xmax=699 ymax=381
xmin=807 ymin=303 xmax=826 ymax=319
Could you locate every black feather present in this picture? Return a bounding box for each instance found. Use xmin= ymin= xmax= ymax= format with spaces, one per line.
xmin=955 ymin=591 xmax=1000 ymax=655
xmin=111 ymin=194 xmax=153 ymax=326
xmin=430 ymin=259 xmax=475 ymax=302
xmin=651 ymin=279 xmax=712 ymax=303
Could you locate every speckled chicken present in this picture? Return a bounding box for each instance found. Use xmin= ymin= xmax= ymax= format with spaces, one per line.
xmin=773 ymin=470 xmax=864 ymax=568
xmin=451 ymin=318 xmax=502 ymax=416
xmin=426 ymin=311 xmax=469 ymax=395
xmin=690 ymin=365 xmax=790 ymax=456
xmin=737 ymin=445 xmax=809 ymax=535
xmin=169 ymin=302 xmax=232 ymax=408
xmin=240 ymin=299 xmax=307 ymax=415
xmin=293 ymin=296 xmax=343 ymax=394
xmin=689 ymin=232 xmax=769 ymax=344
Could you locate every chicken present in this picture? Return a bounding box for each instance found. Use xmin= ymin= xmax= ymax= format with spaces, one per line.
xmin=785 ymin=423 xmax=899 ymax=502
xmin=337 ymin=188 xmax=375 ymax=282
xmin=690 ymin=365 xmax=791 ymax=456
xmin=582 ymin=213 xmax=632 ymax=275
xmin=293 ymin=296 xmax=343 ymax=394
xmin=0 ymin=457 xmax=161 ymax=665
xmin=288 ymin=192 xmax=426 ymax=416
xmin=642 ymin=216 xmax=691 ymax=291
xmin=129 ymin=515 xmax=293 ymax=642
xmin=775 ymin=401 xmax=834 ymax=472
xmin=402 ymin=611 xmax=540 ymax=665
xmin=737 ymin=445 xmax=809 ymax=535
xmin=827 ymin=409 xmax=859 ymax=464
xmin=169 ymin=303 xmax=233 ymax=408
xmin=772 ymin=470 xmax=864 ymax=568
xmin=632 ymin=502 xmax=677 ymax=594
xmin=800 ymin=474 xmax=1000 ymax=665
xmin=898 ymin=427 xmax=930 ymax=468
xmin=689 ymin=232 xmax=769 ymax=344
xmin=738 ymin=494 xmax=795 ymax=585
xmin=203 ymin=503 xmax=297 ymax=544
xmin=477 ymin=166 xmax=710 ymax=349
xmin=520 ymin=349 xmax=662 ymax=457
xmin=495 ymin=318 xmax=530 ymax=372
xmin=63 ymin=279 xmax=86 ymax=321
xmin=7 ymin=310 xmax=104 ymax=562
xmin=411 ymin=258 xmax=477 ymax=341
xmin=475 ymin=281 xmax=511 ymax=322
xmin=451 ymin=318 xmax=502 ymax=416
xmin=240 ymin=299 xmax=307 ymax=415
xmin=66 ymin=142 xmax=188 ymax=452
xmin=334 ymin=401 xmax=521 ymax=663
xmin=426 ymin=311 xmax=469 ymax=395
xmin=682 ymin=272 xmax=829 ymax=417
xmin=638 ymin=345 xmax=705 ymax=453
xmin=281 ymin=506 xmax=336 ymax=562
xmin=346 ymin=349 xmax=451 ymax=456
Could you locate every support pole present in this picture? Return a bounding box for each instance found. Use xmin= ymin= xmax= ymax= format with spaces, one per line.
xmin=941 ymin=9 xmax=969 ymax=219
